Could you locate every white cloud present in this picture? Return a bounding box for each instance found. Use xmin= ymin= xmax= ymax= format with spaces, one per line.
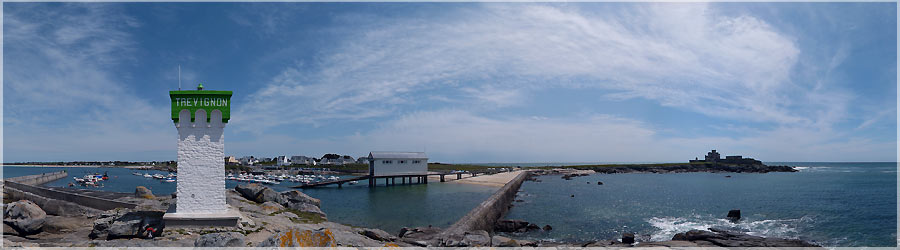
xmin=4 ymin=4 xmax=172 ymax=162
xmin=235 ymin=3 xmax=812 ymax=134
xmin=225 ymin=3 xmax=896 ymax=161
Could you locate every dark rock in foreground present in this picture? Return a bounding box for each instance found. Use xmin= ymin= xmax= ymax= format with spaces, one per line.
xmin=194 ymin=232 xmax=245 ymax=247
xmin=360 ymin=228 xmax=396 ymax=242
xmin=441 ymin=230 xmax=490 ymax=247
xmin=668 ymin=228 xmax=820 ymax=247
xmin=4 ymin=200 xmax=46 ymax=235
xmin=89 ymin=208 xmax=164 ymax=240
xmin=134 ymin=186 xmax=154 ymax=199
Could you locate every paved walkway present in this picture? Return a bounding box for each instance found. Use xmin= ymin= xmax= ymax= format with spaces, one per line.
xmin=441 ymin=170 xmax=526 ymax=187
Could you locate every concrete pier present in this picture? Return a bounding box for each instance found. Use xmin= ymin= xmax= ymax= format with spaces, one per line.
xmin=442 ymin=170 xmax=531 ymax=236
xmin=5 ymin=171 xmax=68 ymax=185
xmin=3 ymin=171 xmax=138 ymax=213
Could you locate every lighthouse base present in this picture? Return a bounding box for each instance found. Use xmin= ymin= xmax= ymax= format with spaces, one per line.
xmin=163 ymin=205 xmax=241 ymax=228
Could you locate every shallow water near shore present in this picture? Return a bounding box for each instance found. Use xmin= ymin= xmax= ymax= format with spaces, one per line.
xmin=3 ymin=165 xmax=496 ymax=234
xmin=500 ymin=162 xmax=897 ymax=247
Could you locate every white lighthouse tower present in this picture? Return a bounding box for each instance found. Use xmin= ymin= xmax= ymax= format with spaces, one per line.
xmin=163 ymin=83 xmax=239 ymax=227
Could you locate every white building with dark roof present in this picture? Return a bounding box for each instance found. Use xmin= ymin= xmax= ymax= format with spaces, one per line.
xmin=367 ymin=151 xmax=428 ymax=176
xmin=275 ymin=156 xmax=290 ymax=166
xmin=290 ymin=155 xmax=315 ymax=165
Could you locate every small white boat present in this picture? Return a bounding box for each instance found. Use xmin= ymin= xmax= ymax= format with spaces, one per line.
xmin=164 ymin=178 xmax=176 ymax=183
xmin=132 ymin=172 xmax=142 ymax=176
xmin=349 ymin=181 xmax=358 ymax=185
xmin=143 ymin=174 xmax=152 ymax=178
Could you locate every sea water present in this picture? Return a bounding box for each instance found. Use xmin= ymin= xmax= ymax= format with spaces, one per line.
xmin=2 ymin=166 xmax=496 ymax=234
xmin=499 ymin=162 xmax=897 ymax=247
xmin=5 ymin=162 xmax=896 ymax=244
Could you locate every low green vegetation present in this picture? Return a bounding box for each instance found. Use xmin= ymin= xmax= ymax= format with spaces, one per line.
xmin=226 ymin=164 xmax=251 ymax=172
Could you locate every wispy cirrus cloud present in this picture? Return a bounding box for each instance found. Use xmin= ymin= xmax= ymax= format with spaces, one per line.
xmin=234 ymin=3 xmax=810 ymax=132
xmin=228 ymin=3 xmax=895 ymax=161
xmin=4 ymin=4 xmax=172 ymax=162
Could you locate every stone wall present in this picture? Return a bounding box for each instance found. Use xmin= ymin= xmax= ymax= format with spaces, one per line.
xmin=5 ymin=171 xmax=68 ymax=186
xmin=175 ymin=109 xmax=226 ymax=214
xmin=4 ymin=181 xmax=134 ymax=213
xmin=443 ymin=170 xmax=531 ymax=235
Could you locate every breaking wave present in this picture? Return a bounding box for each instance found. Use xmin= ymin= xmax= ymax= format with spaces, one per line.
xmin=646 ymin=214 xmax=808 ymax=242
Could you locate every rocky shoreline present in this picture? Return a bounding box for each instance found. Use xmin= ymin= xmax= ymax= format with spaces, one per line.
xmin=4 ymin=178 xmax=819 ymax=248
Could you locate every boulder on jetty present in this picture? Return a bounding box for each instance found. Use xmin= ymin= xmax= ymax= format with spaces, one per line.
xmin=257 ymin=228 xmax=337 ymax=247
xmin=89 ymin=208 xmax=165 ymax=240
xmin=597 ymin=181 xmax=604 ymax=185
xmin=3 ymin=200 xmax=46 ymax=235
xmin=281 ymin=190 xmax=321 ymax=207
xmin=234 ymin=184 xmax=325 ymax=218
xmin=134 ymin=186 xmax=154 ymax=199
xmin=280 ymin=192 xmax=325 ymax=218
xmin=492 ymin=235 xmax=519 ymax=247
xmin=543 ymin=225 xmax=553 ymax=231
xmin=583 ymin=240 xmax=633 ymax=247
xmin=235 ymin=184 xmax=268 ymax=202
xmin=727 ymin=209 xmax=741 ymax=221
xmin=669 ymin=228 xmax=819 ymax=247
xmin=260 ymin=201 xmax=284 ymax=213
xmin=194 ymin=232 xmax=245 ymax=247
xmin=360 ymin=228 xmax=396 ymax=242
xmin=441 ymin=230 xmax=490 ymax=247
xmin=462 ymin=230 xmax=491 ymax=246
xmin=494 ymin=219 xmax=540 ymax=233
xmin=399 ymin=226 xmax=442 ymax=245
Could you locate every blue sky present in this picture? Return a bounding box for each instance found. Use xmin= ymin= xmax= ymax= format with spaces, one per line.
xmin=3 ymin=3 xmax=897 ymax=163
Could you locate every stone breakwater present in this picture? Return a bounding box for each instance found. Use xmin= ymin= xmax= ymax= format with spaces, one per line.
xmin=536 ymin=163 xmax=798 ymax=175
xmin=439 ymin=170 xmax=530 ymax=246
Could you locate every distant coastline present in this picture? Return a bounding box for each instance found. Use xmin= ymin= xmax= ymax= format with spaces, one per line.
xmin=2 ymin=164 xmax=156 ymax=169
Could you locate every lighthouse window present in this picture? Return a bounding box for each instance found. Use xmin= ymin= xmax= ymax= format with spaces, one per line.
xmin=382 ymin=160 xmax=392 ymax=164
xmin=413 ymin=160 xmax=421 ymax=164
xmin=400 ymin=160 xmax=406 ymax=164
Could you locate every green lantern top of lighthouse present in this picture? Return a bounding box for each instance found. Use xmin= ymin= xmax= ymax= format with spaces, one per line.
xmin=170 ymin=83 xmax=232 ymax=123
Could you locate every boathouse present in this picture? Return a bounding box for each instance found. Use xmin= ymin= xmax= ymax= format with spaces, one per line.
xmin=368 ymin=151 xmax=428 ymax=176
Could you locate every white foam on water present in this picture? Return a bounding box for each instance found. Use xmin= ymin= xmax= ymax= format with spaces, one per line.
xmin=647 ymin=215 xmax=804 ymax=242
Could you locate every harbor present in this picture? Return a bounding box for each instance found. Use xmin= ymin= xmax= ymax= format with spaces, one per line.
xmin=3 ymin=2 xmax=896 ymax=247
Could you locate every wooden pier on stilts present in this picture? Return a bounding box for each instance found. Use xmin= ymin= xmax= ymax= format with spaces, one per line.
xmin=291 ymin=171 xmax=493 ymax=189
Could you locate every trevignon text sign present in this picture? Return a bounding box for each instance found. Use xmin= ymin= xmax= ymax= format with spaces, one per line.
xmin=170 ymin=90 xmax=232 ymax=123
